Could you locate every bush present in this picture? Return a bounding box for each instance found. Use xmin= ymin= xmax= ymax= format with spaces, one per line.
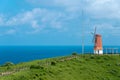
xmin=35 ymin=73 xmax=39 ymax=77
xmin=103 ymin=57 xmax=109 ymax=60
xmin=3 ymin=62 xmax=14 ymax=67
xmin=106 ymin=63 xmax=112 ymax=66
xmin=90 ymin=55 xmax=95 ymax=59
xmin=96 ymin=60 xmax=104 ymax=63
xmin=30 ymin=65 xmax=44 ymax=69
xmin=39 ymin=77 xmax=44 ymax=80
xmin=108 ymin=69 xmax=118 ymax=75
xmin=85 ymin=58 xmax=90 ymax=61
xmin=72 ymin=52 xmax=78 ymax=56
xmin=115 ymin=63 xmax=120 ymax=66
xmin=7 ymin=66 xmax=12 ymax=70
xmin=96 ymin=56 xmax=101 ymax=59
xmin=51 ymin=61 xmax=56 ymax=66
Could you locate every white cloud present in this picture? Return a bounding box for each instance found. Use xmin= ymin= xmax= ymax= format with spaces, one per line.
xmin=54 ymin=0 xmax=82 ymax=12
xmin=0 ymin=17 xmax=3 ymax=24
xmin=27 ymin=0 xmax=120 ymax=19
xmin=86 ymin=0 xmax=120 ymax=19
xmin=0 ymin=8 xmax=69 ymax=34
xmin=26 ymin=0 xmax=82 ymax=13
xmin=5 ymin=29 xmax=16 ymax=35
xmin=93 ymin=23 xmax=120 ymax=36
xmin=0 ymin=15 xmax=5 ymax=26
xmin=1 ymin=0 xmax=120 ymax=36
xmin=31 ymin=21 xmax=40 ymax=29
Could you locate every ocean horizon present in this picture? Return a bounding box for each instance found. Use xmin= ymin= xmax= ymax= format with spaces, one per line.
xmin=0 ymin=45 xmax=119 ymax=65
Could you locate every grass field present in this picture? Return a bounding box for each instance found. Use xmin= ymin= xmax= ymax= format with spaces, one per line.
xmin=0 ymin=54 xmax=120 ymax=80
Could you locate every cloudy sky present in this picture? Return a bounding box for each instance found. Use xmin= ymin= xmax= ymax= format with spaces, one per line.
xmin=0 ymin=0 xmax=120 ymax=46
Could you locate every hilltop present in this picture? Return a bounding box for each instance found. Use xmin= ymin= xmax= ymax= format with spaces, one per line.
xmin=0 ymin=54 xmax=120 ymax=80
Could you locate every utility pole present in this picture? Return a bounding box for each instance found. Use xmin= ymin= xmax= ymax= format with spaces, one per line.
xmin=81 ymin=0 xmax=85 ymax=55
xmin=82 ymin=10 xmax=84 ymax=55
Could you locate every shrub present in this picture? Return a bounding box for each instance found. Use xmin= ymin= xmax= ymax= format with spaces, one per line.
xmin=35 ymin=73 xmax=39 ymax=77
xmin=115 ymin=63 xmax=120 ymax=66
xmin=96 ymin=60 xmax=104 ymax=63
xmin=103 ymin=57 xmax=109 ymax=60
xmin=106 ymin=63 xmax=112 ymax=66
xmin=108 ymin=69 xmax=118 ymax=75
xmin=85 ymin=58 xmax=90 ymax=61
xmin=7 ymin=66 xmax=12 ymax=70
xmin=39 ymin=77 xmax=44 ymax=80
xmin=90 ymin=55 xmax=95 ymax=59
xmin=51 ymin=61 xmax=56 ymax=66
xmin=3 ymin=62 xmax=14 ymax=67
xmin=96 ymin=56 xmax=101 ymax=59
xmin=30 ymin=65 xmax=44 ymax=69
xmin=72 ymin=52 xmax=78 ymax=56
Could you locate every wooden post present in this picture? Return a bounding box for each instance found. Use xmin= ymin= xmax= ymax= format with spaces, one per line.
xmin=112 ymin=49 xmax=114 ymax=54
xmin=106 ymin=48 xmax=107 ymax=55
xmin=116 ymin=49 xmax=118 ymax=54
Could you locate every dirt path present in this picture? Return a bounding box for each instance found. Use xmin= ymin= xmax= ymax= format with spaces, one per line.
xmin=0 ymin=56 xmax=77 ymax=77
xmin=0 ymin=67 xmax=29 ymax=76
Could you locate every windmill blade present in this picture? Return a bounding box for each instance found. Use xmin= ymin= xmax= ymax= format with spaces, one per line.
xmin=91 ymin=32 xmax=95 ymax=43
xmin=91 ymin=32 xmax=94 ymax=35
xmin=94 ymin=26 xmax=97 ymax=35
xmin=92 ymin=35 xmax=95 ymax=43
xmin=92 ymin=27 xmax=97 ymax=43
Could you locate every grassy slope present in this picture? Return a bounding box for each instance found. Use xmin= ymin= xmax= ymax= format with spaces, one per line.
xmin=0 ymin=55 xmax=120 ymax=80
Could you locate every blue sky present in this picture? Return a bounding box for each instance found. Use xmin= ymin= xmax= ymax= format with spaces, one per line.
xmin=0 ymin=0 xmax=120 ymax=46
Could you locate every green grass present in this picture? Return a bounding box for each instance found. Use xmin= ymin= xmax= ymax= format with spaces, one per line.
xmin=0 ymin=54 xmax=120 ymax=80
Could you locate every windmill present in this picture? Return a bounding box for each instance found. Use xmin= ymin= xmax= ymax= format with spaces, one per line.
xmin=92 ymin=27 xmax=103 ymax=54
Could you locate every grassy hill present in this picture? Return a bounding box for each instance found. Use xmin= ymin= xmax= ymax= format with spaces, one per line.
xmin=0 ymin=54 xmax=120 ymax=80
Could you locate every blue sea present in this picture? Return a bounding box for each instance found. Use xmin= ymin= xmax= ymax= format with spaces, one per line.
xmin=0 ymin=46 xmax=119 ymax=64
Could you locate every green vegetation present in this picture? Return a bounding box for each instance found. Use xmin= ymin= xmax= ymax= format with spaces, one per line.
xmin=3 ymin=62 xmax=14 ymax=67
xmin=72 ymin=52 xmax=78 ymax=56
xmin=0 ymin=54 xmax=120 ymax=80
